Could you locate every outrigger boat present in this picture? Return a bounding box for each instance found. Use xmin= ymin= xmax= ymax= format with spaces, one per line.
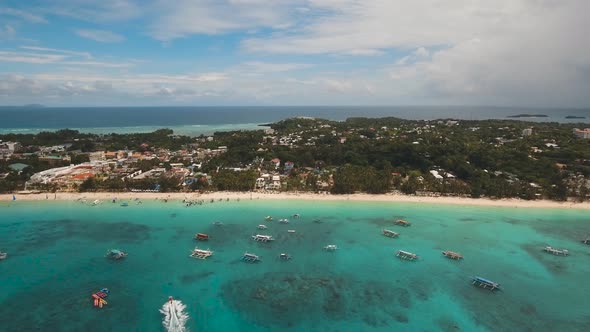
xmin=396 ymin=250 xmax=419 ymax=260
xmin=288 ymin=230 xmax=296 ymax=233
xmin=194 ymin=233 xmax=209 ymax=241
xmin=313 ymin=218 xmax=322 ymax=223
xmin=212 ymin=221 xmax=223 ymax=226
xmin=292 ymin=214 xmax=301 ymax=218
xmin=257 ymin=224 xmax=268 ymax=230
xmin=543 ymin=246 xmax=569 ymax=256
xmin=92 ymin=199 xmax=101 ymax=206
xmin=279 ymin=218 xmax=289 ymax=224
xmin=190 ymin=248 xmax=213 ymax=260
xmin=241 ymin=252 xmax=261 ymax=262
xmin=0 ymin=251 xmax=6 ymax=260
xmin=279 ymin=253 xmax=292 ymax=260
xmin=264 ymin=216 xmax=273 ymax=221
xmin=324 ymin=244 xmax=338 ymax=251
xmin=471 ymin=276 xmax=501 ymax=291
xmin=581 ymin=237 xmax=590 ymax=245
xmin=252 ymin=234 xmax=274 ymax=242
xmin=382 ymin=229 xmax=399 ymax=238
xmin=91 ymin=288 xmax=109 ymax=308
xmin=442 ymin=250 xmax=464 ymax=260
xmin=394 ymin=219 xmax=411 ymax=227
xmin=105 ymin=249 xmax=128 ymax=260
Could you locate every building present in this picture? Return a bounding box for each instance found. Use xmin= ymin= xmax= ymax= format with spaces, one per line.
xmin=522 ymin=128 xmax=533 ymax=136
xmin=573 ymin=128 xmax=590 ymax=139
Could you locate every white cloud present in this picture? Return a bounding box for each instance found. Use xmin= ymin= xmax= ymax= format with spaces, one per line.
xmin=0 ymin=8 xmax=47 ymax=23
xmin=20 ymin=46 xmax=92 ymax=59
xmin=241 ymin=61 xmax=313 ymax=73
xmin=0 ymin=51 xmax=66 ymax=64
xmin=0 ymin=48 xmax=133 ymax=68
xmin=75 ymin=29 xmax=125 ymax=43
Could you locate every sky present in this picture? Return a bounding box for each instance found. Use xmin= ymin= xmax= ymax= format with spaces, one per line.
xmin=0 ymin=0 xmax=588 ymax=107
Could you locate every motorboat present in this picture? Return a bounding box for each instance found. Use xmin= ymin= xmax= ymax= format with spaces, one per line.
xmin=195 ymin=233 xmax=209 ymax=241
xmin=252 ymin=234 xmax=275 ymax=242
xmin=324 ymin=244 xmax=338 ymax=251
xmin=105 ymin=249 xmax=128 ymax=260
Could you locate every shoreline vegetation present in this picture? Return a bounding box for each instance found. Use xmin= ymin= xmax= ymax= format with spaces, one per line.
xmin=1 ymin=192 xmax=589 ymax=209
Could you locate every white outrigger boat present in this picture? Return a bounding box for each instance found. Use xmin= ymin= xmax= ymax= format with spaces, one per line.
xmin=0 ymin=251 xmax=7 ymax=260
xmin=543 ymin=246 xmax=569 ymax=256
xmin=279 ymin=218 xmax=289 ymax=224
xmin=252 ymin=234 xmax=274 ymax=242
xmin=324 ymin=244 xmax=338 ymax=251
xmin=279 ymin=253 xmax=292 ymax=260
xmin=241 ymin=252 xmax=261 ymax=262
xmin=92 ymin=199 xmax=101 ymax=206
xmin=257 ymin=224 xmax=268 ymax=230
xmin=382 ymin=229 xmax=399 ymax=238
xmin=264 ymin=216 xmax=273 ymax=221
xmin=190 ymin=248 xmax=213 ymax=260
xmin=396 ymin=250 xmax=419 ymax=261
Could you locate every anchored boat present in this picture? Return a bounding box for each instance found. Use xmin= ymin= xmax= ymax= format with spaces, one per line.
xmin=91 ymin=288 xmax=109 ymax=308
xmin=292 ymin=214 xmax=301 ymax=218
xmin=264 ymin=216 xmax=273 ymax=221
xmin=394 ymin=219 xmax=411 ymax=227
xmin=442 ymin=250 xmax=463 ymax=260
xmin=257 ymin=224 xmax=268 ymax=230
xmin=471 ymin=277 xmax=501 ymax=291
xmin=0 ymin=251 xmax=7 ymax=260
xmin=241 ymin=252 xmax=261 ymax=262
xmin=581 ymin=237 xmax=590 ymax=245
xmin=382 ymin=229 xmax=399 ymax=238
xmin=543 ymin=246 xmax=569 ymax=256
xmin=190 ymin=248 xmax=213 ymax=260
xmin=252 ymin=234 xmax=275 ymax=242
xmin=212 ymin=221 xmax=223 ymax=226
xmin=279 ymin=253 xmax=292 ymax=260
xmin=279 ymin=218 xmax=289 ymax=224
xmin=195 ymin=233 xmax=209 ymax=241
xmin=324 ymin=244 xmax=338 ymax=251
xmin=106 ymin=249 xmax=128 ymax=260
xmin=396 ymin=250 xmax=419 ymax=260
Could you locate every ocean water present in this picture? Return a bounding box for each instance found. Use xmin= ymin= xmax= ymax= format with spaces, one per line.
xmin=0 ymin=199 xmax=589 ymax=332
xmin=0 ymin=106 xmax=588 ymax=136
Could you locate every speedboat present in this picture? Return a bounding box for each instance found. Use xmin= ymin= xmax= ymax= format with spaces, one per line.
xmin=106 ymin=249 xmax=128 ymax=260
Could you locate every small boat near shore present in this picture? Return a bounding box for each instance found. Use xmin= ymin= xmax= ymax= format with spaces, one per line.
xmin=471 ymin=276 xmax=501 ymax=291
xmin=92 ymin=199 xmax=101 ymax=206
xmin=442 ymin=250 xmax=463 ymax=260
xmin=382 ymin=229 xmax=399 ymax=238
xmin=91 ymin=288 xmax=109 ymax=308
xmin=195 ymin=233 xmax=209 ymax=241
xmin=394 ymin=219 xmax=411 ymax=227
xmin=190 ymin=248 xmax=213 ymax=259
xmin=0 ymin=251 xmax=7 ymax=260
xmin=120 ymin=202 xmax=129 ymax=207
xmin=105 ymin=249 xmax=128 ymax=260
xmin=264 ymin=216 xmax=273 ymax=221
xmin=241 ymin=252 xmax=261 ymax=262
xmin=257 ymin=224 xmax=267 ymax=230
xmin=396 ymin=250 xmax=418 ymax=260
xmin=543 ymin=246 xmax=569 ymax=256
xmin=252 ymin=234 xmax=274 ymax=242
xmin=324 ymin=244 xmax=338 ymax=251
xmin=279 ymin=218 xmax=289 ymax=224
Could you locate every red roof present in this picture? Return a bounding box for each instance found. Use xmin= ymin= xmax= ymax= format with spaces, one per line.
xmin=72 ymin=173 xmax=93 ymax=180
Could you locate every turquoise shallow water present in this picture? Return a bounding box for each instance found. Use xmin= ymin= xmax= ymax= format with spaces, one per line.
xmin=0 ymin=200 xmax=589 ymax=332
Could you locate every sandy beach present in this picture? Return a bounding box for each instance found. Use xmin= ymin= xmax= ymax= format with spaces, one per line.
xmin=1 ymin=191 xmax=589 ymax=209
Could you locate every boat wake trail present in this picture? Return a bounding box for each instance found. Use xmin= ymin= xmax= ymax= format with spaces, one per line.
xmin=160 ymin=296 xmax=189 ymax=332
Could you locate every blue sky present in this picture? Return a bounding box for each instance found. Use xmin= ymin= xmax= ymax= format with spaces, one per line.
xmin=0 ymin=0 xmax=588 ymax=107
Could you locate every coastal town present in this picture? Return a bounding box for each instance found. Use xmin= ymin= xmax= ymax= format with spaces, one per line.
xmin=0 ymin=117 xmax=589 ymax=202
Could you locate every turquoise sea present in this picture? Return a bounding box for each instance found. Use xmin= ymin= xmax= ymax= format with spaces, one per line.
xmin=1 ymin=199 xmax=589 ymax=332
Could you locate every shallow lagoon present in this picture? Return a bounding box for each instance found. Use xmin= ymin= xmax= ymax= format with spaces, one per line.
xmin=0 ymin=200 xmax=589 ymax=332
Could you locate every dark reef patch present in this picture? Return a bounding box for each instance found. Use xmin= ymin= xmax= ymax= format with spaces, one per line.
xmin=221 ymin=272 xmax=408 ymax=328
xmin=13 ymin=219 xmax=151 ymax=251
xmin=179 ymin=271 xmax=214 ymax=284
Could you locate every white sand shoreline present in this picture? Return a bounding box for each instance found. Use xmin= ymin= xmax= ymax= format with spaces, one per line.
xmin=1 ymin=192 xmax=589 ymax=210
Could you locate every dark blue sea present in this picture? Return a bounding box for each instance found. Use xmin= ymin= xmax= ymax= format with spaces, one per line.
xmin=0 ymin=106 xmax=588 ymax=136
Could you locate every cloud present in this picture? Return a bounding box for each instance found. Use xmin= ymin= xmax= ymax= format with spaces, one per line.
xmin=0 ymin=24 xmax=16 ymax=39
xmin=46 ymin=0 xmax=143 ymax=22
xmin=0 ymin=8 xmax=47 ymax=23
xmin=148 ymin=0 xmax=300 ymax=40
xmin=0 ymin=51 xmax=66 ymax=64
xmin=75 ymin=29 xmax=125 ymax=42
xmin=0 ymin=48 xmax=133 ymax=68
xmin=241 ymin=61 xmax=313 ymax=73
xmin=20 ymin=46 xmax=92 ymax=59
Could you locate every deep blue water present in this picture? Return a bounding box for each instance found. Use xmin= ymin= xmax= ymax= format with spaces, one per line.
xmin=0 ymin=106 xmax=588 ymax=136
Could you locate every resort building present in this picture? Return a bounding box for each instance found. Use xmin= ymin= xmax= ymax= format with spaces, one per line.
xmin=573 ymin=128 xmax=590 ymax=139
xmin=522 ymin=128 xmax=533 ymax=136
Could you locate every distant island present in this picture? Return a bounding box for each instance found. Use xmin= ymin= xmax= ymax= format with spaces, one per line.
xmin=507 ymin=114 xmax=548 ymax=118
xmin=565 ymin=115 xmax=586 ymax=119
